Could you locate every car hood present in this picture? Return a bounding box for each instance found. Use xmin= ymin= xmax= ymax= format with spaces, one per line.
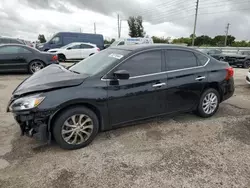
xmin=48 ymin=48 xmax=61 ymax=52
xmin=13 ymin=64 xmax=89 ymax=96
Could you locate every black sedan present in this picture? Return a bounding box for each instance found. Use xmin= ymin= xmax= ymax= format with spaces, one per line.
xmin=7 ymin=44 xmax=235 ymax=150
xmin=0 ymin=44 xmax=58 ymax=73
xmin=198 ymin=49 xmax=250 ymax=68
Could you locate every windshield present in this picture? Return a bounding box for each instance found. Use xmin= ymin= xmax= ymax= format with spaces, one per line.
xmin=61 ymin=43 xmax=76 ymax=49
xmin=110 ymin=40 xmax=122 ymax=46
xmin=197 ymin=49 xmax=208 ymax=53
xmin=69 ymin=49 xmax=130 ymax=75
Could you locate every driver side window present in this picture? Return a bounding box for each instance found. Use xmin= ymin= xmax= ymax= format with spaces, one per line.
xmin=116 ymin=50 xmax=162 ymax=77
xmin=51 ymin=36 xmax=61 ymax=44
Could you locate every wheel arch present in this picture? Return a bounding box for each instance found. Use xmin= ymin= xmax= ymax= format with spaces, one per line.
xmin=204 ymin=82 xmax=223 ymax=102
xmin=48 ymin=101 xmax=104 ymax=133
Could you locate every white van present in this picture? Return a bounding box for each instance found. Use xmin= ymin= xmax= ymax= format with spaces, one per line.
xmin=111 ymin=37 xmax=154 ymax=46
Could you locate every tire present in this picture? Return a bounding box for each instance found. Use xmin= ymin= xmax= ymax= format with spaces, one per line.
xmin=52 ymin=106 xmax=99 ymax=150
xmin=28 ymin=60 xmax=45 ymax=74
xmin=219 ymin=57 xmax=224 ymax=61
xmin=58 ymin=54 xmax=66 ymax=62
xmin=196 ymin=88 xmax=220 ymax=118
xmin=243 ymin=60 xmax=250 ymax=69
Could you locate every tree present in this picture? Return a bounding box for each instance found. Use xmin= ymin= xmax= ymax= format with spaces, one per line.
xmin=172 ymin=37 xmax=192 ymax=46
xmin=195 ymin=35 xmax=213 ymax=46
xmin=38 ymin=34 xmax=46 ymax=43
xmin=104 ymin=38 xmax=116 ymax=44
xmin=152 ymin=36 xmax=169 ymax=43
xmin=127 ymin=16 xmax=145 ymax=37
xmin=212 ymin=35 xmax=235 ymax=46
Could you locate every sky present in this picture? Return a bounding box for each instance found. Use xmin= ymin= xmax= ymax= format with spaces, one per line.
xmin=0 ymin=0 xmax=249 ymax=42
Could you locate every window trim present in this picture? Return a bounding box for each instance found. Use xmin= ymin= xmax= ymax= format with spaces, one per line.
xmin=101 ymin=48 xmax=210 ymax=81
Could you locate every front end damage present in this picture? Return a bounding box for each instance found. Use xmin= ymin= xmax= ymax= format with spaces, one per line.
xmin=13 ymin=110 xmax=55 ymax=143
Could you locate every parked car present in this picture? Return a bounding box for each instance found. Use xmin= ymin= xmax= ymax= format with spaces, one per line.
xmin=36 ymin=32 xmax=104 ymax=51
xmin=198 ymin=49 xmax=250 ymax=68
xmin=0 ymin=37 xmax=26 ymax=45
xmin=7 ymin=44 xmax=234 ymax=150
xmin=0 ymin=44 xmax=58 ymax=73
xmin=110 ymin=37 xmax=154 ymax=46
xmin=48 ymin=42 xmax=100 ymax=61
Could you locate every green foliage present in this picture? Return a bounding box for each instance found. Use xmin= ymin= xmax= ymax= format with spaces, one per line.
xmin=232 ymin=40 xmax=250 ymax=47
xmin=171 ymin=34 xmax=245 ymax=47
xmin=104 ymin=38 xmax=115 ymax=44
xmin=152 ymin=36 xmax=169 ymax=43
xmin=128 ymin=16 xmax=145 ymax=37
xmin=38 ymin=34 xmax=46 ymax=43
xmin=172 ymin=37 xmax=192 ymax=46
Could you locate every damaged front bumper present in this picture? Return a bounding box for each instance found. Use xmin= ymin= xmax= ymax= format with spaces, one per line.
xmin=13 ymin=110 xmax=55 ymax=143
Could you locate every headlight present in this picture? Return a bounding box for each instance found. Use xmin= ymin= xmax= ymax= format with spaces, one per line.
xmin=9 ymin=94 xmax=45 ymax=111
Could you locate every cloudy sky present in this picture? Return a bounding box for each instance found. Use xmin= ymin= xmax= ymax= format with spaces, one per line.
xmin=0 ymin=0 xmax=249 ymax=41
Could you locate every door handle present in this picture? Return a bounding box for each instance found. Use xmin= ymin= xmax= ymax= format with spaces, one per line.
xmin=195 ymin=76 xmax=206 ymax=81
xmin=152 ymin=83 xmax=166 ymax=88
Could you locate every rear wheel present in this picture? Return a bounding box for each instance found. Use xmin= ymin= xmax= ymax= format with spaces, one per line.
xmin=243 ymin=60 xmax=250 ymax=69
xmin=52 ymin=106 xmax=99 ymax=150
xmin=196 ymin=88 xmax=220 ymax=118
xmin=29 ymin=60 xmax=45 ymax=74
xmin=58 ymin=54 xmax=66 ymax=62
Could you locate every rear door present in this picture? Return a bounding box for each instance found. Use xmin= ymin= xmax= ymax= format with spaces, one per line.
xmin=64 ymin=44 xmax=81 ymax=59
xmin=0 ymin=46 xmax=31 ymax=72
xmin=107 ymin=50 xmax=168 ymax=126
xmin=80 ymin=44 xmax=96 ymax=58
xmin=165 ymin=49 xmax=209 ymax=113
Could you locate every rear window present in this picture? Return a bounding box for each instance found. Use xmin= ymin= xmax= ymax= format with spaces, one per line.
xmin=166 ymin=50 xmax=198 ymax=71
xmin=195 ymin=53 xmax=209 ymax=66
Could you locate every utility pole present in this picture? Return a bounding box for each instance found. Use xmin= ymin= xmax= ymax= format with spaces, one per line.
xmin=117 ymin=14 xmax=120 ymax=38
xmin=192 ymin=0 xmax=199 ymax=46
xmin=224 ymin=23 xmax=230 ymax=46
xmin=119 ymin=19 xmax=122 ymax=38
xmin=94 ymin=22 xmax=96 ymax=34
xmin=80 ymin=28 xmax=81 ymax=33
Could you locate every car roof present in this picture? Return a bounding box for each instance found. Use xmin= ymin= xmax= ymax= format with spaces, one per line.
xmin=69 ymin=42 xmax=96 ymax=46
xmin=109 ymin=44 xmax=194 ymax=52
xmin=0 ymin=44 xmax=27 ymax=47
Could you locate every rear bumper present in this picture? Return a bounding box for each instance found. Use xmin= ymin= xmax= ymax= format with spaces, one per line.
xmin=246 ymin=72 xmax=250 ymax=84
xmin=221 ymin=78 xmax=235 ymax=102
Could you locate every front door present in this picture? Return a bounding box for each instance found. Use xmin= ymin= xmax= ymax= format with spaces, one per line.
xmin=165 ymin=49 xmax=208 ymax=113
xmin=107 ymin=50 xmax=168 ymax=126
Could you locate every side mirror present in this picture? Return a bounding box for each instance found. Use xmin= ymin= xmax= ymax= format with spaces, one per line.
xmin=113 ymin=70 xmax=130 ymax=80
xmin=67 ymin=47 xmax=72 ymax=50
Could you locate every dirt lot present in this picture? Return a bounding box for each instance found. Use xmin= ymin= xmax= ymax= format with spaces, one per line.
xmin=1 ymin=68 xmax=250 ymax=188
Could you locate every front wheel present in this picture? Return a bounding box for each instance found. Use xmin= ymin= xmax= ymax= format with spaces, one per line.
xmin=243 ymin=60 xmax=250 ymax=69
xmin=196 ymin=88 xmax=220 ymax=118
xmin=52 ymin=106 xmax=99 ymax=150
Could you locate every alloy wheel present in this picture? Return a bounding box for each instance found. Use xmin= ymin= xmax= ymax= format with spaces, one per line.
xmin=202 ymin=92 xmax=218 ymax=115
xmin=61 ymin=114 xmax=94 ymax=145
xmin=30 ymin=61 xmax=44 ymax=73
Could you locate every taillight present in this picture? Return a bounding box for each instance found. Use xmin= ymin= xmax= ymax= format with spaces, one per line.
xmin=97 ymin=48 xmax=100 ymax=51
xmin=225 ymin=67 xmax=234 ymax=80
xmin=52 ymin=55 xmax=58 ymax=61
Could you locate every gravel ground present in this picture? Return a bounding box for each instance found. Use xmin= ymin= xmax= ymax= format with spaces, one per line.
xmin=1 ymin=68 xmax=250 ymax=188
